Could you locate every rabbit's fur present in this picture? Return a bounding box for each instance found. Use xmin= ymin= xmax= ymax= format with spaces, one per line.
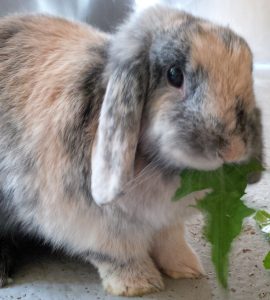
xmin=0 ymin=6 xmax=262 ymax=296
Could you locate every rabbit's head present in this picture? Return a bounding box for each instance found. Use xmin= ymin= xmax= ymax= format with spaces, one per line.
xmin=91 ymin=6 xmax=261 ymax=205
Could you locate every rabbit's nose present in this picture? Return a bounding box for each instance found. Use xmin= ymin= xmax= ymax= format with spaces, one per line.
xmin=218 ymin=136 xmax=246 ymax=163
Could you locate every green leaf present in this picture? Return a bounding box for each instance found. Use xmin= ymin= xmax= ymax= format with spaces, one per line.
xmin=254 ymin=210 xmax=270 ymax=235
xmin=174 ymin=159 xmax=263 ymax=288
xmin=254 ymin=210 xmax=270 ymax=225
xmin=263 ymin=252 xmax=270 ymax=269
xmin=173 ymin=159 xmax=263 ymax=201
xmin=254 ymin=210 xmax=270 ymax=269
xmin=197 ymin=192 xmax=255 ymax=288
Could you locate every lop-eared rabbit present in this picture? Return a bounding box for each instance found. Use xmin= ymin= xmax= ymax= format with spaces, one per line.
xmin=0 ymin=5 xmax=262 ymax=296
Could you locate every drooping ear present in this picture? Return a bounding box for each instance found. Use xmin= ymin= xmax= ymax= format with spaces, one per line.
xmin=91 ymin=63 xmax=148 ymax=205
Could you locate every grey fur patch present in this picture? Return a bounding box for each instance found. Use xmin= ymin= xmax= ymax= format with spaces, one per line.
xmin=0 ymin=24 xmax=21 ymax=49
xmin=0 ymin=105 xmax=39 ymax=235
xmin=219 ymin=28 xmax=236 ymax=52
xmin=62 ymin=47 xmax=107 ymax=157
xmin=248 ymin=107 xmax=264 ymax=162
xmin=60 ymin=47 xmax=108 ymax=201
xmin=235 ymin=97 xmax=247 ymax=136
xmin=187 ymin=64 xmax=208 ymax=96
xmin=0 ymin=99 xmax=39 ymax=232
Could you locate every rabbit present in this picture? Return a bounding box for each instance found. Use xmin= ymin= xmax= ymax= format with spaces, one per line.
xmin=0 ymin=5 xmax=262 ymax=296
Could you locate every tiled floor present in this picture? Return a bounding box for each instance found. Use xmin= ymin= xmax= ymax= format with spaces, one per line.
xmin=0 ymin=70 xmax=269 ymax=300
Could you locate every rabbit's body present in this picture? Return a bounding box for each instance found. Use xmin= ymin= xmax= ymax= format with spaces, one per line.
xmin=0 ymin=15 xmax=106 ymax=239
xmin=0 ymin=7 xmax=261 ymax=296
xmin=0 ymin=14 xmax=198 ymax=295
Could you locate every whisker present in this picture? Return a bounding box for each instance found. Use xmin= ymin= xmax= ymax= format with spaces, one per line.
xmin=125 ymin=155 xmax=163 ymax=193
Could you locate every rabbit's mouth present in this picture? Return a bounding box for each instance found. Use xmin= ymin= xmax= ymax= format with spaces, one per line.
xmin=159 ymin=146 xmax=224 ymax=172
xmin=138 ymin=139 xmax=224 ymax=173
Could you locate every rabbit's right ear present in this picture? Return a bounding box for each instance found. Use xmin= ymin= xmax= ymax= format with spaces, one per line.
xmin=91 ymin=60 xmax=148 ymax=205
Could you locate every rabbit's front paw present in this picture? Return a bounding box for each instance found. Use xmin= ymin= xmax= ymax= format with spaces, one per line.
xmin=152 ymin=224 xmax=205 ymax=280
xmin=163 ymin=262 xmax=204 ymax=280
xmin=99 ymin=257 xmax=164 ymax=296
xmin=159 ymin=244 xmax=204 ymax=280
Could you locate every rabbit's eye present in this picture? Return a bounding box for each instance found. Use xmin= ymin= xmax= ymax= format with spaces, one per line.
xmin=167 ymin=65 xmax=184 ymax=88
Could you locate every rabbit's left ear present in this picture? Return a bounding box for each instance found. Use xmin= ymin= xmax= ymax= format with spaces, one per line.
xmin=91 ymin=62 xmax=148 ymax=205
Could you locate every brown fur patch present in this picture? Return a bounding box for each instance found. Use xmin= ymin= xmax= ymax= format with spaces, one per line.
xmin=191 ymin=25 xmax=254 ymax=123
xmin=220 ymin=135 xmax=246 ymax=162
